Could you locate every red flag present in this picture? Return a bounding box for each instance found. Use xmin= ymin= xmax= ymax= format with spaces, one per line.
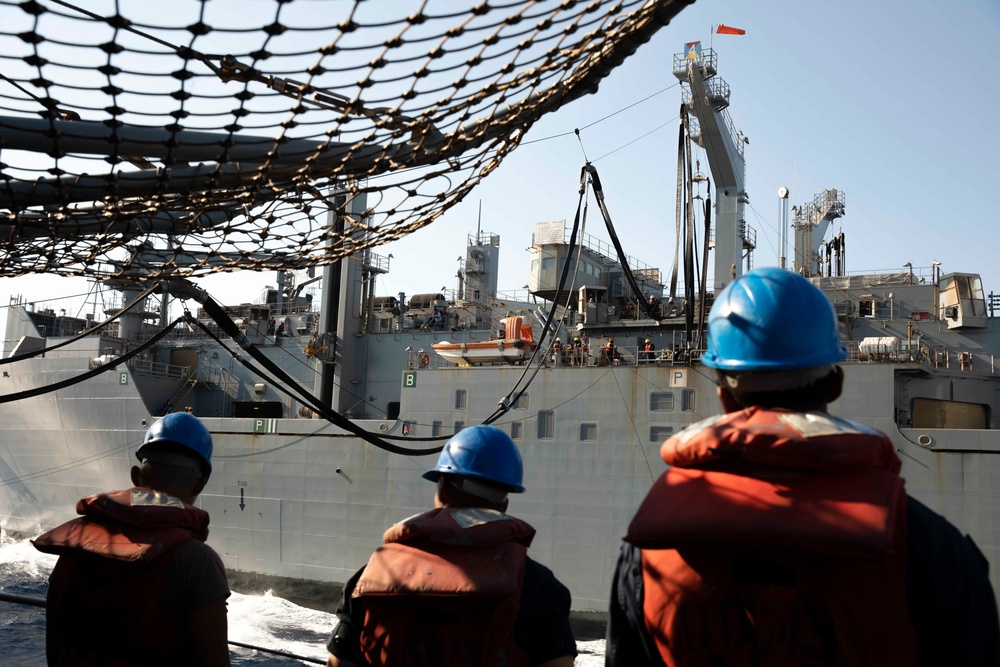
xmin=716 ymin=24 xmax=746 ymax=35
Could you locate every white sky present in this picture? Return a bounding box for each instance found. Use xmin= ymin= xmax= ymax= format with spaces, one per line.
xmin=2 ymin=0 xmax=999 ymax=330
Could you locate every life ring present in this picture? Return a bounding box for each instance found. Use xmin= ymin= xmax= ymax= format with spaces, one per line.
xmin=419 ymin=353 xmax=431 ymax=368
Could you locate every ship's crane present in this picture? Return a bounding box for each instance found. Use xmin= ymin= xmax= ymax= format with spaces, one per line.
xmin=673 ymin=45 xmax=754 ymax=293
xmin=792 ymin=189 xmax=846 ymax=277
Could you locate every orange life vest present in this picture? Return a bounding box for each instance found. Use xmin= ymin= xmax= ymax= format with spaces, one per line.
xmin=353 ymin=507 xmax=535 ymax=667
xmin=626 ymin=408 xmax=920 ymax=667
xmin=33 ymin=487 xmax=211 ymax=667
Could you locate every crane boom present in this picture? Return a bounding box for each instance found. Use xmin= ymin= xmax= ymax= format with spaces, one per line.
xmin=673 ymin=45 xmax=752 ymax=293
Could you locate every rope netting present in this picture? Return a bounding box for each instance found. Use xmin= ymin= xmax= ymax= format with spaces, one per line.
xmin=0 ymin=0 xmax=692 ymax=280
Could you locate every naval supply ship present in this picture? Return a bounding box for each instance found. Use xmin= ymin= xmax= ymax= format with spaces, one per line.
xmin=2 ymin=39 xmax=999 ymax=619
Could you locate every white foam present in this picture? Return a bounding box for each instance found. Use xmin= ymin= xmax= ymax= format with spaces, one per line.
xmin=0 ymin=530 xmax=607 ymax=665
xmin=227 ymin=589 xmax=333 ymax=664
xmin=0 ymin=529 xmax=56 ymax=580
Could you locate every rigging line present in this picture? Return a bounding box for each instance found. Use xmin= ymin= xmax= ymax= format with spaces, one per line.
xmin=592 ymin=118 xmax=678 ymax=163
xmin=696 ymin=185 xmax=711 ymax=347
xmin=587 ymin=164 xmax=660 ymax=321
xmin=683 ymin=111 xmax=695 ymax=339
xmin=47 ymin=0 xmax=186 ymax=54
xmin=215 ymin=423 xmax=334 ymax=460
xmin=0 ymin=71 xmax=76 ymax=119
xmin=519 ymin=81 xmax=680 ymax=149
xmin=609 ymin=367 xmax=655 ymax=482
xmin=498 ymin=164 xmax=587 ymax=402
xmin=574 ymin=128 xmax=589 ymax=163
xmin=668 ymin=105 xmax=684 ymax=310
xmin=518 ymin=83 xmax=681 ymax=147
xmin=0 ymin=281 xmax=161 ymax=364
xmin=519 ymin=130 xmax=577 ymax=146
xmin=191 ymin=315 xmax=438 ymax=445
xmin=489 ymin=367 xmax=616 ymax=427
xmin=0 ymin=290 xmax=96 ymax=309
xmin=0 ymin=317 xmax=182 ymax=405
xmin=746 ymin=201 xmax=780 ymax=257
xmin=0 ymin=592 xmax=325 ymax=665
xmin=482 ymin=164 xmax=590 ymax=425
xmin=193 ymin=303 xmax=443 ymax=451
xmin=578 ymin=83 xmax=679 ymax=131
xmin=0 ymin=434 xmax=138 ymax=489
xmin=195 ymin=286 xmax=389 ymax=419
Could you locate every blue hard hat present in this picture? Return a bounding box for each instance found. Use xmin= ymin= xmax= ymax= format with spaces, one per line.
xmin=423 ymin=425 xmax=525 ymax=493
xmin=137 ymin=412 xmax=213 ymax=475
xmin=702 ymin=267 xmax=846 ymax=371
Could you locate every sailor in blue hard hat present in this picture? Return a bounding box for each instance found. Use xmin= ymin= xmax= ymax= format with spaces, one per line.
xmin=422 ymin=424 xmax=526 ymax=504
xmin=609 ymin=267 xmax=1000 ymax=664
xmin=326 ymin=425 xmax=577 ymax=666
xmin=136 ymin=410 xmax=214 ymax=477
xmin=701 ymin=266 xmax=848 ymax=404
xmin=33 ymin=412 xmax=230 ymax=664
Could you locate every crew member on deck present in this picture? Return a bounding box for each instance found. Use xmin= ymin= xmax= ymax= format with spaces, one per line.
xmin=606 ymin=267 xmax=1000 ymax=666
xmin=326 ymin=425 xmax=577 ymax=667
xmin=605 ymin=337 xmax=621 ymax=364
xmin=34 ymin=413 xmax=230 ymax=667
xmin=571 ymin=336 xmax=583 ymax=366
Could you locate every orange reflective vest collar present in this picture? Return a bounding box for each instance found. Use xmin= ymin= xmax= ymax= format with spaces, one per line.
xmin=627 ymin=408 xmax=919 ymax=666
xmin=33 ymin=487 xmax=210 ymax=561
xmin=353 ymin=508 xmax=535 ymax=667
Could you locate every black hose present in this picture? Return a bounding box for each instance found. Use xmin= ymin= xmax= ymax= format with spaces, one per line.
xmin=0 ymin=318 xmax=182 ymax=404
xmin=194 ymin=305 xmax=442 ymax=456
xmin=0 ymin=282 xmax=161 ymax=364
xmin=586 ymin=164 xmax=660 ymax=321
xmin=0 ymin=591 xmax=325 ymax=665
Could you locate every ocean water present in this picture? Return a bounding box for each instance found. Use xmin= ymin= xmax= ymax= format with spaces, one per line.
xmin=0 ymin=532 xmax=606 ymax=665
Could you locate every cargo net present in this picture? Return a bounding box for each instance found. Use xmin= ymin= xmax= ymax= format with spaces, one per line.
xmin=0 ymin=0 xmax=688 ymax=279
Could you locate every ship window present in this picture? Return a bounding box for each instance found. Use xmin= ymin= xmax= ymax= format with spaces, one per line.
xmin=455 ymin=389 xmax=467 ymax=410
xmin=432 ymin=421 xmax=443 ymax=437
xmin=531 ymin=259 xmax=539 ymax=272
xmin=511 ymin=421 xmax=523 ymax=440
xmin=454 ymin=420 xmax=465 ymax=434
xmin=650 ymin=426 xmax=674 ymax=442
xmin=512 ymin=393 xmax=528 ymax=410
xmin=957 ymin=277 xmax=971 ymax=299
xmin=542 ymin=257 xmax=555 ymax=270
xmin=538 ymin=410 xmax=555 ymax=440
xmin=859 ymin=297 xmax=875 ymax=318
xmin=681 ymin=389 xmax=696 ymax=412
xmin=650 ymin=392 xmax=674 ymax=412
xmin=580 ymin=423 xmax=597 ymax=441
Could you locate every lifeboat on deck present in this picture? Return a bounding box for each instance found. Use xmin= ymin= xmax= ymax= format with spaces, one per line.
xmin=432 ymin=316 xmax=536 ymax=366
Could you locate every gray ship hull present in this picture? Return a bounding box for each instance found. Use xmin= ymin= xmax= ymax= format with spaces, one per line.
xmin=2 ymin=341 xmax=999 ymax=614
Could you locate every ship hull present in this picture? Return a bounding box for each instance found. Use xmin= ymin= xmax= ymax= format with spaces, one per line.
xmin=3 ymin=354 xmax=999 ymax=614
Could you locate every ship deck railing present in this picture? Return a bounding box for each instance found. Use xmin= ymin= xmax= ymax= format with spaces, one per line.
xmin=130 ymin=358 xmax=191 ymax=380
xmin=844 ymin=340 xmax=997 ymax=374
